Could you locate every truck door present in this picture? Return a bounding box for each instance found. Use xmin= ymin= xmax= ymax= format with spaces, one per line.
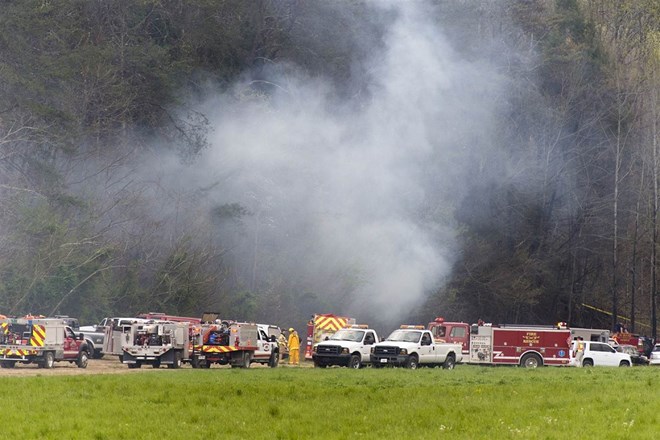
xmin=256 ymin=329 xmax=272 ymax=360
xmin=361 ymin=331 xmax=376 ymax=360
xmin=63 ymin=327 xmax=79 ymax=359
xmin=419 ymin=332 xmax=434 ymax=362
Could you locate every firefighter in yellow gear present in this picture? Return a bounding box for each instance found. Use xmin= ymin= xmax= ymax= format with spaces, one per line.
xmin=287 ymin=328 xmax=300 ymax=365
xmin=277 ymin=331 xmax=288 ymax=363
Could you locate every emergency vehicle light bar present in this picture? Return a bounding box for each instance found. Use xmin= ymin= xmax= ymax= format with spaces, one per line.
xmin=400 ymin=325 xmax=424 ymax=329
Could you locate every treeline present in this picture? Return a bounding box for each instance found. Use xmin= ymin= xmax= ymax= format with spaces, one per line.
xmin=0 ymin=1 xmax=658 ymax=335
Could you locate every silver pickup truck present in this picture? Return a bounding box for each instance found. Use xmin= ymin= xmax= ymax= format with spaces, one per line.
xmin=370 ymin=327 xmax=462 ymax=369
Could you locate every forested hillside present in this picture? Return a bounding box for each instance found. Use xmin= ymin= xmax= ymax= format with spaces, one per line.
xmin=0 ymin=0 xmax=658 ymax=335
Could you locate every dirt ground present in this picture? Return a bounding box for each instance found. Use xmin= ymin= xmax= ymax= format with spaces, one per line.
xmin=0 ymin=357 xmax=310 ymax=377
xmin=0 ymin=358 xmax=152 ymax=377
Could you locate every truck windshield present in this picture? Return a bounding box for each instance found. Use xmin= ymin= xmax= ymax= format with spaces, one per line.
xmin=329 ymin=330 xmax=364 ymax=342
xmin=385 ymin=330 xmax=421 ymax=343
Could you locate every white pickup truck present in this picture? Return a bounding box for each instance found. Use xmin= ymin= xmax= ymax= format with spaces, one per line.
xmin=370 ymin=327 xmax=462 ymax=369
xmin=312 ymin=326 xmax=379 ymax=369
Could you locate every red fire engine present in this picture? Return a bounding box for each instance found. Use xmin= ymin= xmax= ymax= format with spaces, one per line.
xmin=304 ymin=313 xmax=356 ymax=359
xmin=427 ymin=317 xmax=572 ymax=368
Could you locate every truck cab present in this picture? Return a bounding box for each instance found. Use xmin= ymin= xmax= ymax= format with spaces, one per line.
xmin=427 ymin=317 xmax=470 ymax=355
xmin=312 ymin=325 xmax=379 ymax=369
xmin=252 ymin=324 xmax=281 ymax=368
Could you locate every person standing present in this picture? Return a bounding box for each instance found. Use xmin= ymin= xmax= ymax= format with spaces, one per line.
xmin=575 ymin=337 xmax=585 ymax=367
xmin=277 ymin=330 xmax=288 ymax=363
xmin=288 ymin=327 xmax=300 ymax=365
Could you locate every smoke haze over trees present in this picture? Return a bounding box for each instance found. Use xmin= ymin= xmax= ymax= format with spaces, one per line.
xmin=0 ymin=0 xmax=658 ymax=336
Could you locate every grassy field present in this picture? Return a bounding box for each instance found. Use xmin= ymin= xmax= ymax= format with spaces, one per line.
xmin=1 ymin=364 xmax=656 ymax=439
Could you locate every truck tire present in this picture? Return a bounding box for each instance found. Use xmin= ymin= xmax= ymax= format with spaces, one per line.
xmin=40 ymin=352 xmax=55 ymax=369
xmin=152 ymin=360 xmax=161 ymax=368
xmin=167 ymin=351 xmax=182 ymax=369
xmin=76 ymin=350 xmax=89 ymax=368
xmin=268 ymin=353 xmax=279 ymax=368
xmin=191 ymin=357 xmax=200 ymax=369
xmin=242 ymin=351 xmax=252 ymax=368
xmin=0 ymin=361 xmax=16 ymax=368
xmin=313 ymin=360 xmax=327 ymax=368
xmin=520 ymin=353 xmax=542 ymax=368
xmin=349 ymin=354 xmax=362 ymax=369
xmin=85 ymin=339 xmax=102 ymax=359
xmin=442 ymin=354 xmax=456 ymax=370
xmin=619 ymin=360 xmax=631 ymax=367
xmin=128 ymin=362 xmax=142 ymax=369
xmin=405 ymin=354 xmax=419 ymax=370
xmin=582 ymin=359 xmax=594 ymax=367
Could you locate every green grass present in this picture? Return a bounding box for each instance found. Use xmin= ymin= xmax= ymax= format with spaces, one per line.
xmin=1 ymin=365 xmax=655 ymax=439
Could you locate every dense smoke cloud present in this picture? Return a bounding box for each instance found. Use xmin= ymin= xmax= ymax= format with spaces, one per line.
xmin=167 ymin=1 xmax=504 ymax=326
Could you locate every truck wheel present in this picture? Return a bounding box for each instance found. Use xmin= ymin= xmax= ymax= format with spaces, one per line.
xmin=268 ymin=353 xmax=279 ymax=368
xmin=349 ymin=354 xmax=362 ymax=369
xmin=191 ymin=357 xmax=200 ymax=369
xmin=520 ymin=353 xmax=542 ymax=368
xmin=405 ymin=355 xmax=419 ymax=370
xmin=202 ymin=360 xmax=211 ymax=368
xmin=167 ymin=351 xmax=182 ymax=369
xmin=0 ymin=361 xmax=16 ymax=368
xmin=152 ymin=360 xmax=161 ymax=368
xmin=582 ymin=359 xmax=594 ymax=367
xmin=128 ymin=362 xmax=142 ymax=369
xmin=619 ymin=360 xmax=631 ymax=367
xmin=76 ymin=350 xmax=89 ymax=368
xmin=442 ymin=354 xmax=456 ymax=370
xmin=41 ymin=352 xmax=55 ymax=369
xmin=313 ymin=360 xmax=327 ymax=368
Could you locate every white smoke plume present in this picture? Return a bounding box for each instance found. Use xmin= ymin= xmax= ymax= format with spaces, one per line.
xmin=149 ymin=1 xmax=504 ymax=326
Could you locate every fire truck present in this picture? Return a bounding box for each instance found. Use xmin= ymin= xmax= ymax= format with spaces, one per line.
xmin=304 ymin=313 xmax=356 ymax=359
xmin=0 ymin=317 xmax=90 ymax=369
xmin=427 ymin=317 xmax=572 ymax=368
xmin=189 ymin=313 xmax=259 ymax=368
xmin=103 ymin=320 xmax=190 ymax=368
